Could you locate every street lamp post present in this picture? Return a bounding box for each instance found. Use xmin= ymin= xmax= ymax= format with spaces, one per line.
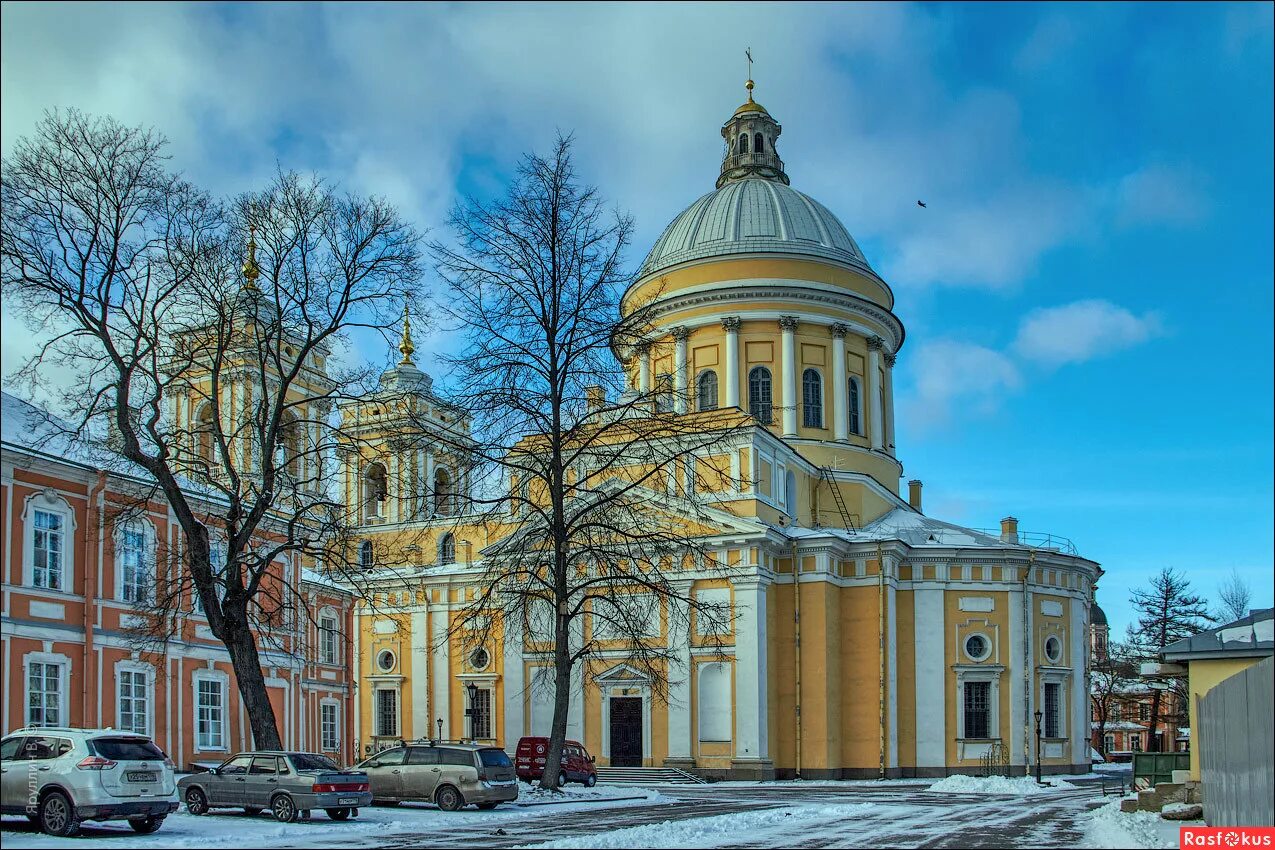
xmin=1034 ymin=709 xmax=1044 ymax=785
xmin=436 ymin=717 xmax=444 ymax=743
xmin=465 ymin=682 xmax=478 ymax=742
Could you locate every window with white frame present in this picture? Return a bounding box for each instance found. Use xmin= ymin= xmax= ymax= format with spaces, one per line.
xmin=1044 ymin=681 xmax=1062 ymax=738
xmin=963 ymin=680 xmax=991 ymax=739
xmin=195 ymin=676 xmax=226 ymax=750
xmin=320 ymin=701 xmax=340 ymax=751
xmin=319 ymin=612 xmax=339 ymax=665
xmin=31 ymin=508 xmax=66 ymax=590
xmin=117 ymin=522 xmax=151 ymax=603
xmin=470 ymin=687 xmax=493 ymax=739
xmin=117 ymin=668 xmax=151 ymax=735
xmin=375 ymin=688 xmax=399 ymax=737
xmin=26 ymin=659 xmax=66 ymax=727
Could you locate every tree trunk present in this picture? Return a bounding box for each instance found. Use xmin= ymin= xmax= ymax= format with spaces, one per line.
xmin=220 ymin=601 xmax=284 ymax=751
xmin=540 ymin=612 xmax=574 ymax=791
xmin=1147 ymin=689 xmax=1162 ymax=753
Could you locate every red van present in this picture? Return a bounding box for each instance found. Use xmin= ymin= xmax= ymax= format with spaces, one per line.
xmin=515 ymin=737 xmax=598 ymax=787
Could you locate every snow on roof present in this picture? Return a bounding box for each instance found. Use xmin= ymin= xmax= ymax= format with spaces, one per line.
xmin=2 ymin=390 xmax=85 ymax=463
xmin=301 ymin=567 xmax=353 ymax=595
xmin=1162 ymin=607 xmax=1275 ymax=660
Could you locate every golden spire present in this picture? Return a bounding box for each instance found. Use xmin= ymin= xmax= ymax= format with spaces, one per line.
xmin=241 ymin=225 xmax=260 ymax=293
xmin=398 ymin=303 xmax=416 ymax=365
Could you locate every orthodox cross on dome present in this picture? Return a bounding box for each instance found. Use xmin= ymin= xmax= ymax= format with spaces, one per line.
xmin=398 ymin=303 xmax=416 ymax=365
xmin=718 ymin=53 xmax=789 ymax=189
xmin=745 ymin=47 xmax=754 ymax=101
xmin=241 ymin=225 xmax=261 ymax=293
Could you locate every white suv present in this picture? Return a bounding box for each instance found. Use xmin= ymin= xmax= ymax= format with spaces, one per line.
xmin=0 ymin=728 xmax=178 ymax=837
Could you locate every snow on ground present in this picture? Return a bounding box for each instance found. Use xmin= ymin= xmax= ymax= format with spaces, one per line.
xmin=1093 ymin=762 xmax=1133 ymax=774
xmin=1078 ymin=800 xmax=1194 ymax=849
xmin=522 ymin=803 xmax=879 ymax=849
xmin=0 ymin=783 xmax=667 ymax=850
xmin=926 ymin=774 xmax=1078 ymax=795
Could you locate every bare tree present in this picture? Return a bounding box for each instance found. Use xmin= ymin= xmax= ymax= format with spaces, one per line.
xmin=1089 ymin=640 xmax=1137 ymax=758
xmin=428 ymin=136 xmax=748 ymax=788
xmin=1126 ymin=567 xmax=1213 ymax=752
xmin=1216 ymin=568 xmax=1253 ymax=623
xmin=1 ymin=109 xmax=422 ymax=748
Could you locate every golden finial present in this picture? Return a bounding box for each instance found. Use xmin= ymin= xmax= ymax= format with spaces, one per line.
xmin=241 ymin=224 xmax=260 ymax=293
xmin=398 ymin=303 xmax=416 ymax=365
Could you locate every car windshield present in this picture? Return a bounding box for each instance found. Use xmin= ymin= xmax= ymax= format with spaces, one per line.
xmin=290 ymin=753 xmax=340 ymax=772
xmin=91 ymin=738 xmax=165 ymax=761
xmin=479 ymin=748 xmax=512 ymax=767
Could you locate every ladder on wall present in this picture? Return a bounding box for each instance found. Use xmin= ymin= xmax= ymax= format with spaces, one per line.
xmin=818 ymin=466 xmax=859 ymax=531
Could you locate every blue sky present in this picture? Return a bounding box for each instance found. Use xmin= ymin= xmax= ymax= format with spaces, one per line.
xmin=2 ymin=2 xmax=1272 ymax=635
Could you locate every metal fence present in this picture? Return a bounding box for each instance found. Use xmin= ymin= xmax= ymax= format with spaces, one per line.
xmin=1199 ymin=656 xmax=1274 ymax=827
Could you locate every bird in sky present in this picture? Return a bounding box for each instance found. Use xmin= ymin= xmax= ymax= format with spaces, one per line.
xmin=917 ymin=200 xmax=927 ymax=208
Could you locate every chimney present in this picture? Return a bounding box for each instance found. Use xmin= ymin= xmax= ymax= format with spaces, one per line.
xmin=907 ymin=479 xmax=923 ymax=511
xmin=1000 ymin=516 xmax=1019 ymax=544
xmin=585 ymin=386 xmax=605 ymax=411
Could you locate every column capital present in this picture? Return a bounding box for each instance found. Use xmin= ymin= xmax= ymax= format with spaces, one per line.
xmin=829 ymin=322 xmax=850 ymax=339
xmin=721 ymin=316 xmax=742 ymax=332
xmin=867 ymin=335 xmax=885 ymax=351
xmin=778 ymin=315 xmax=799 ymax=332
xmin=670 ymin=325 xmax=690 ymax=341
xmin=884 ymin=352 xmax=897 ymax=367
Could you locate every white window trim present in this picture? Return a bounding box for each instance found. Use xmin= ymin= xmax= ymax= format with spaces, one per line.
xmin=319 ymin=698 xmax=342 ymax=752
xmin=318 ymin=608 xmax=340 ymax=666
xmin=22 ymin=491 xmax=77 ymax=593
xmin=115 ymin=659 xmax=155 ymax=737
xmin=373 ymin=685 xmax=401 ymax=738
xmin=954 ymin=665 xmax=1003 ymax=740
xmin=192 ymin=669 xmax=230 ymax=753
xmin=114 ymin=517 xmax=157 ymax=604
xmin=1039 ymin=671 xmax=1071 ymax=741
xmin=801 ymin=367 xmax=824 ymax=428
xmin=466 ymin=683 xmax=496 ymax=740
xmin=23 ymin=651 xmax=71 ymax=728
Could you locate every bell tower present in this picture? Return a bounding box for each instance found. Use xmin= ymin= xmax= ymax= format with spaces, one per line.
xmin=717 ymin=78 xmax=789 ymax=188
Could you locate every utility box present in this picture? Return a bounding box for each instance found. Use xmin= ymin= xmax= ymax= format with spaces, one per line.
xmin=1132 ymin=752 xmax=1190 ymax=789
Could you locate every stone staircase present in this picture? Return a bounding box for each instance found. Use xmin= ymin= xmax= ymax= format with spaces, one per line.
xmin=595 ymin=765 xmax=707 ymax=785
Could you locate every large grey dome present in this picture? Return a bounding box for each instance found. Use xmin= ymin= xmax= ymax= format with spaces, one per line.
xmin=638 ymin=178 xmax=873 ymax=279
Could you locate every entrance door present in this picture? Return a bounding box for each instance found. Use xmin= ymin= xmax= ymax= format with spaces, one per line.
xmin=609 ymin=697 xmax=643 ymax=767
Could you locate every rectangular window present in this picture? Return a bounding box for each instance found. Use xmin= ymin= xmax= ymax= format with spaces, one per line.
xmin=320 ymin=616 xmax=338 ymax=665
xmin=196 ymin=678 xmax=225 ymax=750
xmin=470 ymin=688 xmax=493 ymax=739
xmin=1110 ymin=704 xmax=1122 ymax=721
xmin=118 ymin=670 xmax=150 ymax=735
xmin=1139 ymin=703 xmax=1151 ymax=722
xmin=27 ymin=661 xmax=63 ymax=727
xmin=1130 ymin=734 xmax=1143 ymax=752
xmin=32 ymin=509 xmax=64 ymax=590
xmin=1044 ymin=682 xmax=1061 ymax=738
xmin=321 ymin=702 xmax=340 ymax=751
xmin=963 ymin=681 xmax=991 ymax=739
xmin=375 ymin=689 xmax=398 ymax=737
xmin=119 ymin=525 xmax=149 ymax=603
xmin=1103 ymin=733 xmax=1115 ymax=753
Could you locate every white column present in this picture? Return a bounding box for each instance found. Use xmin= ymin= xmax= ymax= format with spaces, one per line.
xmin=341 ymin=453 xmax=353 ymax=519
xmin=732 ymin=577 xmax=770 ymax=765
xmin=638 ymin=344 xmax=652 ymax=395
xmin=884 ymin=352 xmax=897 ymax=455
xmin=867 ymin=336 xmax=884 ymax=451
xmin=722 ymin=317 xmax=741 ymax=410
xmin=388 ymin=453 xmax=400 ymax=523
xmin=414 ymin=448 xmax=426 ymax=519
xmin=672 ymin=327 xmax=689 ymax=414
xmin=779 ymin=316 xmax=799 ymax=437
xmin=503 ymin=609 xmax=525 ymax=751
xmin=424 ymin=450 xmax=435 ymax=516
xmin=914 ymin=587 xmax=946 ymax=769
xmin=666 ymin=582 xmax=693 ymax=763
xmin=410 ymin=610 xmax=430 ymax=739
xmin=431 ymin=604 xmax=451 ymax=738
xmin=830 ymin=323 xmax=849 ymax=441
xmin=1070 ymin=597 xmax=1087 ymax=768
xmin=1009 ymin=584 xmax=1027 ymax=767
xmin=567 ymin=616 xmax=585 ymax=742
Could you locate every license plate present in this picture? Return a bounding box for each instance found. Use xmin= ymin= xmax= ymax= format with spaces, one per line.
xmin=127 ymin=771 xmax=157 ymax=782
xmin=337 ymin=797 xmax=359 ymax=805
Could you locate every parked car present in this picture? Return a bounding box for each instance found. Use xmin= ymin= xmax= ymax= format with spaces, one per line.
xmin=515 ymin=737 xmax=597 ymax=787
xmin=0 ymin=727 xmax=178 ymax=837
xmin=356 ymin=741 xmax=518 ymax=811
xmin=177 ymin=751 xmax=371 ymax=823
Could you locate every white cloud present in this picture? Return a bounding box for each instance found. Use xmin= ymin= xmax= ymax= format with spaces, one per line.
xmin=1112 ymin=163 xmax=1209 ymax=228
xmin=1012 ymin=299 xmax=1164 ymax=367
xmin=901 ymin=340 xmax=1021 ymax=429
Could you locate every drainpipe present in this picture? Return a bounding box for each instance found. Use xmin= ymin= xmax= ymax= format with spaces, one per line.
xmin=85 ymin=471 xmax=106 ymax=727
xmin=877 ymin=542 xmax=886 ymax=781
xmin=792 ymin=539 xmax=802 ymax=780
xmin=1022 ymin=551 xmax=1036 ymax=777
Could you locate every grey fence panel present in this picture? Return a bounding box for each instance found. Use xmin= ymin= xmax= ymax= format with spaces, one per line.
xmin=1199 ymin=656 xmax=1274 ymax=827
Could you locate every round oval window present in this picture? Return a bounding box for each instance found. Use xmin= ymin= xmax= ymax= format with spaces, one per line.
xmin=964 ymin=634 xmax=989 ymax=661
xmin=469 ymin=647 xmax=490 ymax=671
xmin=1045 ymin=636 xmax=1062 ymax=663
xmin=376 ymin=649 xmax=396 ymax=672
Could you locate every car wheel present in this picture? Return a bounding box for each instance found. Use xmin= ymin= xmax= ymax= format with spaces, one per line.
xmin=185 ymin=787 xmax=209 ymax=815
xmin=435 ymin=785 xmax=464 ymax=812
xmin=38 ymin=791 xmax=81 ymax=838
xmin=244 ymin=807 xmax=262 ymax=816
xmin=584 ymin=773 xmax=597 ymax=788
xmin=476 ymin=802 xmax=499 ymax=810
xmin=129 ymin=815 xmax=165 ymax=834
xmin=325 ymin=807 xmax=351 ymax=821
xmin=271 ymin=793 xmax=299 ymax=824
xmin=556 ymin=772 xmax=567 ymax=788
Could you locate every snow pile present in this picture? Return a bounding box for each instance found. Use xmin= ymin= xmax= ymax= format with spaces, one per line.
xmin=1078 ymin=800 xmax=1181 ymax=848
xmin=525 ymin=803 xmax=877 ymax=849
xmin=516 ymin=782 xmax=668 ymax=805
xmin=926 ymin=774 xmax=1078 ymax=795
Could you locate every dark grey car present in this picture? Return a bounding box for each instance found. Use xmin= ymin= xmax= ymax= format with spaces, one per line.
xmin=177 ymin=752 xmax=371 ymax=823
xmin=358 ymin=743 xmax=517 ymax=811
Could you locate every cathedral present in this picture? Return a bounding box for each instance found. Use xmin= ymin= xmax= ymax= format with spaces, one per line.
xmin=341 ymin=82 xmax=1100 ymax=779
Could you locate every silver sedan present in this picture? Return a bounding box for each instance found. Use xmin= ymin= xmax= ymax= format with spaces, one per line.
xmin=178 ymin=752 xmax=371 ymax=822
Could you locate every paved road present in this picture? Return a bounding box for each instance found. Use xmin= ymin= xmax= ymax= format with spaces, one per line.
xmin=363 ymin=783 xmax=1111 ymax=849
